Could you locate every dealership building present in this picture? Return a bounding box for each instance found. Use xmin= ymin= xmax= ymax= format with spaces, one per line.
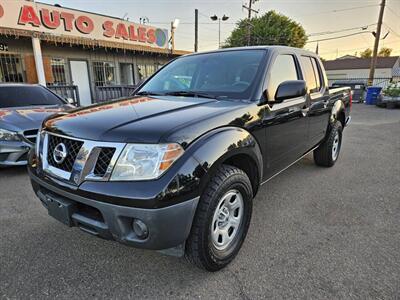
xmin=0 ymin=0 xmax=188 ymax=105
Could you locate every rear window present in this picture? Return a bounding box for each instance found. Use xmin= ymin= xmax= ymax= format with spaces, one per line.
xmin=0 ymin=86 xmax=64 ymax=108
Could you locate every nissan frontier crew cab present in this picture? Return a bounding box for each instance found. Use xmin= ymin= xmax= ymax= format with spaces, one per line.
xmin=29 ymin=46 xmax=351 ymax=271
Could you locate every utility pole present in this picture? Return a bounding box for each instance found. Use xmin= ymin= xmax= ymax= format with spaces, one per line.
xmin=242 ymin=0 xmax=259 ymax=46
xmin=368 ymin=0 xmax=386 ymax=86
xmin=170 ymin=22 xmax=175 ymax=51
xmin=194 ymin=9 xmax=198 ymax=52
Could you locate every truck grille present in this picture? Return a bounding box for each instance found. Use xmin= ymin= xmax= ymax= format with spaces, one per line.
xmin=23 ymin=129 xmax=38 ymax=144
xmin=94 ymin=147 xmax=116 ymax=177
xmin=47 ymin=135 xmax=84 ymax=172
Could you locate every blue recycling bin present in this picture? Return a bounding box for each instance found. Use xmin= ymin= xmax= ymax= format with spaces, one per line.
xmin=365 ymin=87 xmax=382 ymax=105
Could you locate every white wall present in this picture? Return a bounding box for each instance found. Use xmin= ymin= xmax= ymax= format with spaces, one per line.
xmin=326 ymin=68 xmax=393 ymax=78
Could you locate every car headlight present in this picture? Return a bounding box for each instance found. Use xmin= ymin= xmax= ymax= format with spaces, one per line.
xmin=0 ymin=128 xmax=21 ymax=141
xmin=110 ymin=143 xmax=184 ymax=181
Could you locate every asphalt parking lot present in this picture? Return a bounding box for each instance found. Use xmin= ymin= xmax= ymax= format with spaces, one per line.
xmin=1 ymin=104 xmax=399 ymax=299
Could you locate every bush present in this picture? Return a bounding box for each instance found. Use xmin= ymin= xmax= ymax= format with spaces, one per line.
xmin=383 ymin=83 xmax=400 ymax=97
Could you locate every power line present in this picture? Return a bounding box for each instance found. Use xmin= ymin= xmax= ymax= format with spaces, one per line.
xmin=386 ymin=5 xmax=400 ymax=19
xmin=292 ymin=4 xmax=379 ymax=18
xmin=308 ymin=23 xmax=376 ymax=37
xmin=307 ymin=31 xmax=372 ymax=43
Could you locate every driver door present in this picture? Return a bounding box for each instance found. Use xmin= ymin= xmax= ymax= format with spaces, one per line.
xmin=262 ymin=54 xmax=309 ymax=179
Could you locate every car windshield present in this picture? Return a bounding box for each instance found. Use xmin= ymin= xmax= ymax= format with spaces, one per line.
xmin=137 ymin=50 xmax=266 ymax=100
xmin=0 ymin=86 xmax=64 ymax=108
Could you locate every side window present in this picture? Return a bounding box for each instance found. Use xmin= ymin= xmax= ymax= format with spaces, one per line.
xmin=301 ymin=56 xmax=323 ymax=93
xmin=311 ymin=57 xmax=323 ymax=90
xmin=268 ymin=55 xmax=299 ymax=100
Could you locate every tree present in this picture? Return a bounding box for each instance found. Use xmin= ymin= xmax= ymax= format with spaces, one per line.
xmin=224 ymin=10 xmax=307 ymax=48
xmin=378 ymin=47 xmax=392 ymax=57
xmin=360 ymin=48 xmax=372 ymax=58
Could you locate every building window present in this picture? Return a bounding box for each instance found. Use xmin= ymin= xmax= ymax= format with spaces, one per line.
xmin=137 ymin=63 xmax=157 ymax=81
xmin=93 ymin=62 xmax=115 ymax=86
xmin=0 ymin=54 xmax=24 ymax=83
xmin=51 ymin=58 xmax=67 ymax=85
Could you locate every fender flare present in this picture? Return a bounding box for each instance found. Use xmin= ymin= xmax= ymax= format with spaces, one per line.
xmin=330 ymin=99 xmax=345 ymax=127
xmin=185 ymin=126 xmax=263 ymax=195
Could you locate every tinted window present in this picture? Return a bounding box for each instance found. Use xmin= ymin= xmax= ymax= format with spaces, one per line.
xmin=311 ymin=57 xmax=323 ymax=90
xmin=138 ymin=50 xmax=266 ymax=100
xmin=268 ymin=55 xmax=299 ymax=100
xmin=301 ymin=56 xmax=322 ymax=93
xmin=0 ymin=86 xmax=64 ymax=108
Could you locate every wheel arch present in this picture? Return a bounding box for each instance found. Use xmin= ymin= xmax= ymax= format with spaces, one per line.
xmin=330 ymin=99 xmax=346 ymax=128
xmin=187 ymin=126 xmax=263 ymax=197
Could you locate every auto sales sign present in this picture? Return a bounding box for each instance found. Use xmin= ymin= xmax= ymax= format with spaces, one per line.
xmin=0 ymin=0 xmax=169 ymax=49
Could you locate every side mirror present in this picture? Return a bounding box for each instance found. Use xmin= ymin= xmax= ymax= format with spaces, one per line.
xmin=274 ymin=80 xmax=307 ymax=103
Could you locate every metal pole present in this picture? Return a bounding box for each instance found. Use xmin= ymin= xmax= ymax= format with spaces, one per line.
xmin=368 ymin=0 xmax=386 ymax=86
xmin=171 ymin=22 xmax=175 ymax=52
xmin=247 ymin=0 xmax=252 ymax=46
xmin=218 ymin=18 xmax=221 ymax=48
xmin=194 ymin=9 xmax=198 ymax=52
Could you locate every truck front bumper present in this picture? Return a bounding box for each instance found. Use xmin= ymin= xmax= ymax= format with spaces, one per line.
xmin=29 ymin=169 xmax=199 ymax=251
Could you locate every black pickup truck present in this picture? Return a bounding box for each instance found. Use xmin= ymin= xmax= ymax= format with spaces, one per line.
xmin=29 ymin=46 xmax=351 ymax=271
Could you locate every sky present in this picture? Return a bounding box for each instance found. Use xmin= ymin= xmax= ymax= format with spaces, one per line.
xmin=39 ymin=0 xmax=400 ymax=60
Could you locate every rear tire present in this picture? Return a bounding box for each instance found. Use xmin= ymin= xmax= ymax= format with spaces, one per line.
xmin=185 ymin=164 xmax=253 ymax=271
xmin=314 ymin=121 xmax=343 ymax=167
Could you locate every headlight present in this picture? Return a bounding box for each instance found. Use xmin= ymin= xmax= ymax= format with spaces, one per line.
xmin=0 ymin=128 xmax=21 ymax=141
xmin=110 ymin=143 xmax=184 ymax=181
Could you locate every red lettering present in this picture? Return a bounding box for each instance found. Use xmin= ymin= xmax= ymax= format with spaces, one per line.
xmin=60 ymin=12 xmax=74 ymax=31
xmin=147 ymin=29 xmax=156 ymax=44
xmin=18 ymin=5 xmax=40 ymax=27
xmin=40 ymin=9 xmax=60 ymax=29
xmin=0 ymin=5 xmax=4 ymax=18
xmin=102 ymin=21 xmax=115 ymax=37
xmin=128 ymin=25 xmax=138 ymax=41
xmin=138 ymin=27 xmax=147 ymax=42
xmin=115 ymin=23 xmax=129 ymax=40
xmin=75 ymin=16 xmax=94 ymax=34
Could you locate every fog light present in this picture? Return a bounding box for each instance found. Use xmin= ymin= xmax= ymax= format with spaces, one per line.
xmin=132 ymin=219 xmax=148 ymax=239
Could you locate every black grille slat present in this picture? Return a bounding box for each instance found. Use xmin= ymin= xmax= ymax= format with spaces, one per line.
xmin=94 ymin=147 xmax=115 ymax=177
xmin=47 ymin=135 xmax=83 ymax=172
xmin=23 ymin=129 xmax=39 ymax=144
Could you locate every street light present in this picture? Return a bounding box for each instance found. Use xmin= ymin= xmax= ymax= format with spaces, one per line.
xmin=210 ymin=14 xmax=229 ymax=48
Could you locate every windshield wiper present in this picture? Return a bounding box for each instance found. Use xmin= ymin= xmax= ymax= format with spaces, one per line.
xmin=164 ymin=91 xmax=219 ymax=99
xmin=136 ymin=91 xmax=163 ymax=96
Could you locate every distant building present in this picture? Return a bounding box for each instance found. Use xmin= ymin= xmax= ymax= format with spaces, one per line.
xmin=323 ymin=56 xmax=400 ymax=79
xmin=336 ymin=55 xmax=358 ymax=60
xmin=0 ymin=0 xmax=189 ymax=105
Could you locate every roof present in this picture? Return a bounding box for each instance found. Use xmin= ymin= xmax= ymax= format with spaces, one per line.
xmin=323 ymin=56 xmax=399 ymax=70
xmin=184 ymin=45 xmax=318 ymax=57
xmin=0 ymin=27 xmax=191 ymax=56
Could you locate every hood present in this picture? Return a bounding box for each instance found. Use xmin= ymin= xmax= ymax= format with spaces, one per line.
xmin=0 ymin=105 xmax=71 ymax=132
xmin=44 ymin=96 xmax=248 ymax=144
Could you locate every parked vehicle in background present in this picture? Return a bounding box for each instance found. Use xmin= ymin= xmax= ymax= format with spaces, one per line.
xmin=332 ymin=81 xmax=366 ymax=103
xmin=0 ymin=84 xmax=73 ymax=167
xmin=28 ymin=46 xmax=351 ymax=271
xmin=376 ymin=82 xmax=400 ymax=108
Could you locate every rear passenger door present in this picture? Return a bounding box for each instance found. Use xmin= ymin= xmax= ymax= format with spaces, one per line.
xmin=300 ymin=56 xmax=330 ymax=146
xmin=263 ymin=54 xmax=309 ymax=178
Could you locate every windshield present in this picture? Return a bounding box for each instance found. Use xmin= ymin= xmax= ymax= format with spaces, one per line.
xmin=0 ymin=86 xmax=64 ymax=108
xmin=137 ymin=50 xmax=266 ymax=100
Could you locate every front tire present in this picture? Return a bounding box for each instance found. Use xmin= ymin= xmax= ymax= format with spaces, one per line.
xmin=314 ymin=121 xmax=343 ymax=167
xmin=185 ymin=164 xmax=253 ymax=271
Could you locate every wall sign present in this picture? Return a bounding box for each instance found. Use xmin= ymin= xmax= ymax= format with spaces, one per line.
xmin=0 ymin=0 xmax=169 ymax=48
